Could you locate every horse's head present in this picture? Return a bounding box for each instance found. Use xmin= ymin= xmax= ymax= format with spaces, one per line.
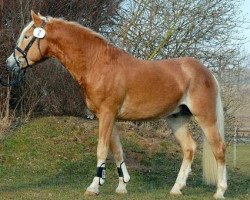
xmin=6 ymin=11 xmax=50 ymax=74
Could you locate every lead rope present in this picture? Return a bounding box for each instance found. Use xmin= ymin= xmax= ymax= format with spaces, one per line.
xmin=0 ymin=69 xmax=26 ymax=87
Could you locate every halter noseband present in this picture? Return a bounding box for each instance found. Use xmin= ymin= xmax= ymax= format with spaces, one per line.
xmin=14 ymin=19 xmax=47 ymax=70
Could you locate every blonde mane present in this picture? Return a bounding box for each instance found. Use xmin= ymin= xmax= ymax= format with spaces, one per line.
xmin=50 ymin=17 xmax=108 ymax=44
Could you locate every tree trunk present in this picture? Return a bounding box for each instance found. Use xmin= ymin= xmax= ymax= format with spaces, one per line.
xmin=0 ymin=0 xmax=3 ymax=30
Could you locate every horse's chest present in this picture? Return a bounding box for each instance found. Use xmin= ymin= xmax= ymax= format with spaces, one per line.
xmin=84 ymin=88 xmax=122 ymax=115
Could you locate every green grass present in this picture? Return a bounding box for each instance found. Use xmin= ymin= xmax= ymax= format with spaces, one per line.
xmin=0 ymin=116 xmax=249 ymax=199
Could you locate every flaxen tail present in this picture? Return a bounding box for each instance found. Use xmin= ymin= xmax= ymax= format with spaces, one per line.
xmin=202 ymin=77 xmax=225 ymax=185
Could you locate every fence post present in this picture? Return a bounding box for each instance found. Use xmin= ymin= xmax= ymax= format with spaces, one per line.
xmin=233 ymin=126 xmax=238 ymax=169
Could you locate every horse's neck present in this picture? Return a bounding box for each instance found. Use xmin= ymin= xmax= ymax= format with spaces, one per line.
xmin=48 ymin=22 xmax=106 ymax=81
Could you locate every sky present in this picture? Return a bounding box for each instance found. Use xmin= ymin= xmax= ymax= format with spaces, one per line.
xmin=241 ymin=0 xmax=250 ymax=55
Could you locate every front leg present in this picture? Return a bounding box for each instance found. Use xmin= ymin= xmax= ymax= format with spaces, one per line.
xmin=110 ymin=125 xmax=130 ymax=194
xmin=85 ymin=111 xmax=115 ymax=196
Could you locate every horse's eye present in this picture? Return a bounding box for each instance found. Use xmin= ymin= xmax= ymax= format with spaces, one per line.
xmin=24 ymin=35 xmax=28 ymax=39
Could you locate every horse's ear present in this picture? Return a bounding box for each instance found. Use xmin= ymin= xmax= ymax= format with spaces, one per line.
xmin=31 ymin=10 xmax=42 ymax=26
xmin=38 ymin=12 xmax=42 ymax=17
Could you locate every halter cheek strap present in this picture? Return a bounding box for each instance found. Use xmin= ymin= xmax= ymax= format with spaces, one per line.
xmin=14 ymin=19 xmax=47 ymax=70
xmin=14 ymin=36 xmax=37 ymax=68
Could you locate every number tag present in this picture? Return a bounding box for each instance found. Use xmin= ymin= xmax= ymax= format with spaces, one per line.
xmin=33 ymin=27 xmax=46 ymax=38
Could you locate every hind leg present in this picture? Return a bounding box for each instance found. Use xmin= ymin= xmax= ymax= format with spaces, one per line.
xmin=190 ymin=99 xmax=227 ymax=198
xmin=167 ymin=115 xmax=196 ymax=195
xmin=196 ymin=118 xmax=227 ymax=199
xmin=185 ymin=71 xmax=227 ymax=198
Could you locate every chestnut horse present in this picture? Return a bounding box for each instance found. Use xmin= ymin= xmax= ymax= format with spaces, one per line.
xmin=6 ymin=11 xmax=227 ymax=199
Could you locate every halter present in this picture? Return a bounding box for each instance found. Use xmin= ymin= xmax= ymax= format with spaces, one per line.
xmin=0 ymin=18 xmax=47 ymax=87
xmin=14 ymin=19 xmax=47 ymax=70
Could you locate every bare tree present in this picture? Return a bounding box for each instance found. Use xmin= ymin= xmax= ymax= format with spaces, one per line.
xmin=107 ymin=0 xmax=247 ymax=131
xmin=0 ymin=0 xmax=248 ymax=133
xmin=0 ymin=0 xmax=3 ymax=30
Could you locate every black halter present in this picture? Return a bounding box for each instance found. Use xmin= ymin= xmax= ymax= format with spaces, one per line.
xmin=14 ymin=20 xmax=47 ymax=69
xmin=0 ymin=19 xmax=47 ymax=87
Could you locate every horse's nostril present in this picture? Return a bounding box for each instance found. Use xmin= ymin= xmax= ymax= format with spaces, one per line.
xmin=6 ymin=59 xmax=9 ymax=66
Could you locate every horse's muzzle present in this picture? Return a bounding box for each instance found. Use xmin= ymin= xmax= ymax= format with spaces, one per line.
xmin=6 ymin=54 xmax=20 ymax=75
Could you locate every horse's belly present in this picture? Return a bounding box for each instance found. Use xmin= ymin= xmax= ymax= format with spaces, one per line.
xmin=117 ymin=96 xmax=181 ymax=120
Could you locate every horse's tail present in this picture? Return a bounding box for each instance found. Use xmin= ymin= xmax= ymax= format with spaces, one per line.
xmin=202 ymin=77 xmax=224 ymax=185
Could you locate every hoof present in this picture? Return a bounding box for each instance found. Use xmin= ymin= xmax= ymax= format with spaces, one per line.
xmin=116 ymin=180 xmax=128 ymax=194
xmin=170 ymin=189 xmax=182 ymax=195
xmin=84 ymin=188 xmax=99 ymax=196
xmin=116 ymin=187 xmax=127 ymax=194
xmin=213 ymin=193 xmax=225 ymax=199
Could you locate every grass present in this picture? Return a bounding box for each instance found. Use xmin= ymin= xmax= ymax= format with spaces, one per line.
xmin=0 ymin=116 xmax=249 ymax=200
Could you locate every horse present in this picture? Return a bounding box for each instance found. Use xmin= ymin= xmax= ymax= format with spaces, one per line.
xmin=5 ymin=11 xmax=227 ymax=199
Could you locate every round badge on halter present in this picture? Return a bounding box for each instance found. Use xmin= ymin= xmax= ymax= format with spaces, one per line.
xmin=33 ymin=27 xmax=46 ymax=39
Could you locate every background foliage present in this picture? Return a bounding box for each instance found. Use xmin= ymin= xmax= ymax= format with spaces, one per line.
xmin=0 ymin=0 xmax=248 ymax=136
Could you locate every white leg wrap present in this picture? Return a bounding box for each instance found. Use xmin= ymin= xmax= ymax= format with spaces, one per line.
xmin=116 ymin=161 xmax=130 ymax=194
xmin=85 ymin=162 xmax=106 ymax=196
xmin=96 ymin=163 xmax=106 ymax=185
xmin=117 ymin=161 xmax=130 ymax=183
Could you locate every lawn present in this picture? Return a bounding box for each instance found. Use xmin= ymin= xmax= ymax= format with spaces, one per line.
xmin=0 ymin=117 xmax=249 ymax=199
